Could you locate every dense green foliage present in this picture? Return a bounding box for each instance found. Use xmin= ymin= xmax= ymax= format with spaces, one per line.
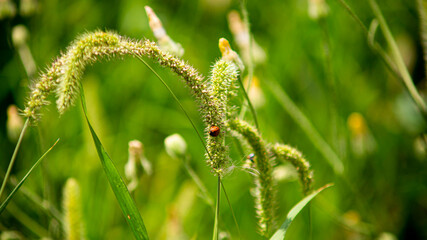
xmin=0 ymin=0 xmax=426 ymax=239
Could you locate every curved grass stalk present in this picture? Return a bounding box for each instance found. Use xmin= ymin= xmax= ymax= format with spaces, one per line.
xmin=335 ymin=0 xmax=400 ymax=78
xmin=23 ymin=31 xmax=216 ymax=124
xmin=368 ymin=0 xmax=427 ymax=119
xmin=336 ymin=0 xmax=427 ymax=120
xmin=23 ymin=30 xmax=232 ymax=175
xmin=270 ymin=144 xmax=313 ymax=195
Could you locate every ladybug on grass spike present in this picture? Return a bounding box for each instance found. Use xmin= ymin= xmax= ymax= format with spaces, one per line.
xmin=209 ymin=125 xmax=220 ymax=137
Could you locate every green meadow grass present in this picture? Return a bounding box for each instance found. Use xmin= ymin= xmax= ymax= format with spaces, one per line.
xmin=0 ymin=0 xmax=426 ymax=239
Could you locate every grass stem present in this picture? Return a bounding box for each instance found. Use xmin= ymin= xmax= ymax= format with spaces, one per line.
xmin=368 ymin=0 xmax=427 ymax=119
xmin=336 ymin=0 xmax=427 ymax=120
xmin=213 ymin=176 xmax=221 ymax=240
xmin=0 ymin=118 xmax=29 ymax=200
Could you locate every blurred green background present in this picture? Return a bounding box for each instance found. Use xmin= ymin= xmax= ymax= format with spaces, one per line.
xmin=1 ymin=0 xmax=426 ymax=239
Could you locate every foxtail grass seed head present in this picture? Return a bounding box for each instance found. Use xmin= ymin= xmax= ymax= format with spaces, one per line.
xmin=55 ymin=31 xmax=123 ymax=114
xmin=205 ymin=48 xmax=239 ymax=176
xmin=63 ymin=178 xmax=85 ymax=240
xmin=6 ymin=105 xmax=24 ymax=142
xmin=125 ymin=140 xmax=152 ymax=192
xmin=24 ymin=56 xmax=64 ymax=121
xmin=272 ymin=144 xmax=313 ymax=195
xmin=308 ymin=0 xmax=329 ymax=20
xmin=165 ymin=134 xmax=187 ymax=159
xmin=25 ymin=30 xmax=214 ymax=123
xmin=227 ymin=118 xmax=276 ymax=236
xmin=145 ymin=6 xmax=184 ymax=57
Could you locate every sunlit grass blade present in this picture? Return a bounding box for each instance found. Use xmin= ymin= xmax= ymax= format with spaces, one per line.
xmin=270 ymin=183 xmax=334 ymax=240
xmin=265 ymin=79 xmax=344 ymax=174
xmin=0 ymin=138 xmax=59 ymax=214
xmin=80 ymin=88 xmax=149 ymax=240
xmin=220 ymin=180 xmax=241 ymax=239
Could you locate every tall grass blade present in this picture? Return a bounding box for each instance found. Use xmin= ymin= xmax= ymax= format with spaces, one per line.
xmin=269 ymin=183 xmax=334 ymax=240
xmin=266 ymin=79 xmax=344 ymax=174
xmin=0 ymin=138 xmax=59 ymax=214
xmin=80 ymin=88 xmax=149 ymax=240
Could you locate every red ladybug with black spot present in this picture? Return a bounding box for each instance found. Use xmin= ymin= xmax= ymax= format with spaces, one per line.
xmin=209 ymin=125 xmax=220 ymax=137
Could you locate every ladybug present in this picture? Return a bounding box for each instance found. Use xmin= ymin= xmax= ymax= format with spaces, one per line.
xmin=209 ymin=125 xmax=220 ymax=137
xmin=247 ymin=153 xmax=255 ymax=163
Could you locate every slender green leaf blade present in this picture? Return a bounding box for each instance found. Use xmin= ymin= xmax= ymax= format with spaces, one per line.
xmin=270 ymin=183 xmax=334 ymax=240
xmin=80 ymin=90 xmax=149 ymax=240
xmin=0 ymin=139 xmax=60 ymax=214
